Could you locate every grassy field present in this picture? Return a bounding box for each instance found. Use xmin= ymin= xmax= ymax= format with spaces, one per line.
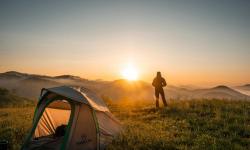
xmin=0 ymin=107 xmax=34 ymax=150
xmin=0 ymin=99 xmax=250 ymax=149
xmin=107 ymin=99 xmax=250 ymax=150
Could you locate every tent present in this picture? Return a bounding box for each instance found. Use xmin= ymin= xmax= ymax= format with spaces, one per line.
xmin=22 ymin=86 xmax=122 ymax=150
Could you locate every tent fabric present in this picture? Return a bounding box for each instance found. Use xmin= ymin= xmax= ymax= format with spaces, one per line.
xmin=76 ymin=87 xmax=109 ymax=112
xmin=43 ymin=86 xmax=89 ymax=104
xmin=47 ymin=100 xmax=71 ymax=110
xmin=67 ymin=104 xmax=97 ymax=150
xmin=96 ymin=111 xmax=121 ymax=136
xmin=44 ymin=86 xmax=109 ymax=112
xmin=97 ymin=111 xmax=122 ymax=149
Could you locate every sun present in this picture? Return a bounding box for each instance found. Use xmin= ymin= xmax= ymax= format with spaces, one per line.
xmin=121 ymin=64 xmax=139 ymax=81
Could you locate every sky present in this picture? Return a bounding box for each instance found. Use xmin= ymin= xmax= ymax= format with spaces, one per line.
xmin=0 ymin=0 xmax=249 ymax=86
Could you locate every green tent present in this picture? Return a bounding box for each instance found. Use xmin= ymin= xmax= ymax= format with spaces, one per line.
xmin=22 ymin=86 xmax=121 ymax=150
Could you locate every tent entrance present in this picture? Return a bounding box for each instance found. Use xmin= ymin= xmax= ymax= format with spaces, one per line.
xmin=29 ymin=100 xmax=72 ymax=149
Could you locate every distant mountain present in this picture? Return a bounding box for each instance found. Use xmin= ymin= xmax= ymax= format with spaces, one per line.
xmin=0 ymin=71 xmax=50 ymax=79
xmin=16 ymin=77 xmax=60 ymax=98
xmin=0 ymin=88 xmax=34 ymax=107
xmin=0 ymin=71 xmax=28 ymax=80
xmin=244 ymin=84 xmax=250 ymax=87
xmin=233 ymin=84 xmax=250 ymax=96
xmin=54 ymin=75 xmax=83 ymax=80
xmin=0 ymin=71 xmax=104 ymax=99
xmin=191 ymin=85 xmax=249 ymax=100
xmin=98 ymin=80 xmax=250 ymax=101
xmin=235 ymin=84 xmax=250 ymax=91
xmin=0 ymin=71 xmax=62 ymax=99
xmin=0 ymin=71 xmax=249 ymax=101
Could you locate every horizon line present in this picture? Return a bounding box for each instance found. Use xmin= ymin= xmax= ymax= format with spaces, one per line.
xmin=0 ymin=70 xmax=249 ymax=88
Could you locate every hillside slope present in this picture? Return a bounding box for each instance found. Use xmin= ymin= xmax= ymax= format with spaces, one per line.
xmin=0 ymin=71 xmax=104 ymax=99
xmin=191 ymin=85 xmax=249 ymax=100
xmin=0 ymin=88 xmax=34 ymax=107
xmin=233 ymin=84 xmax=250 ymax=96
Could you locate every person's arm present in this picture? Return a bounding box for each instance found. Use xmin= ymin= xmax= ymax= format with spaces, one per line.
xmin=152 ymin=78 xmax=156 ymax=87
xmin=162 ymin=78 xmax=167 ymax=87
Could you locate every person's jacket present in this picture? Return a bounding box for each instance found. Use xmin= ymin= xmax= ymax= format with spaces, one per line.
xmin=152 ymin=77 xmax=167 ymax=88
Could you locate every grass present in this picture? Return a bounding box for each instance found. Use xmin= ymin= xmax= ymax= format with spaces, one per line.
xmin=106 ymin=99 xmax=250 ymax=150
xmin=0 ymin=88 xmax=35 ymax=108
xmin=0 ymin=107 xmax=34 ymax=150
xmin=0 ymin=99 xmax=250 ymax=149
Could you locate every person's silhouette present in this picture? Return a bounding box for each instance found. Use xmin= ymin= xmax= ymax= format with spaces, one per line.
xmin=152 ymin=72 xmax=167 ymax=108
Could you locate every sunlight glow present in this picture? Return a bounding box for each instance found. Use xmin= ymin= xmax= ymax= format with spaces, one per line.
xmin=121 ymin=64 xmax=139 ymax=81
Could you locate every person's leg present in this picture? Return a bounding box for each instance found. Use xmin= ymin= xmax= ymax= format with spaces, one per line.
xmin=156 ymin=98 xmax=159 ymax=108
xmin=155 ymin=89 xmax=160 ymax=108
xmin=160 ymin=89 xmax=167 ymax=106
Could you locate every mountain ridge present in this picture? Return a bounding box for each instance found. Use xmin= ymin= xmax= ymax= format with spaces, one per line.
xmin=0 ymin=71 xmax=249 ymax=101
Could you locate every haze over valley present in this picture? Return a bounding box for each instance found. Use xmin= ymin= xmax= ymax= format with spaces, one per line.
xmin=1 ymin=71 xmax=249 ymax=101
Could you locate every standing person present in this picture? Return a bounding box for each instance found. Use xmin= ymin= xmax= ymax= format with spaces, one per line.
xmin=152 ymin=72 xmax=167 ymax=108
